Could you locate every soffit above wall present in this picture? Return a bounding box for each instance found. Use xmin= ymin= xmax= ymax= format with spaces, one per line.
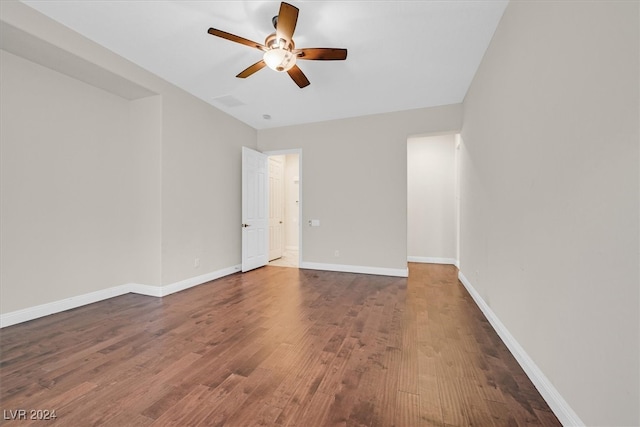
xmin=0 ymin=21 xmax=156 ymax=100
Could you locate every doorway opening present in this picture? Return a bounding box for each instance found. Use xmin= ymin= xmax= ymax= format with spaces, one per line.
xmin=267 ymin=151 xmax=301 ymax=268
xmin=407 ymin=133 xmax=460 ymax=267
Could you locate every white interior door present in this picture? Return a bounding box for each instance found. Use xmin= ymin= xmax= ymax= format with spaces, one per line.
xmin=242 ymin=147 xmax=268 ymax=272
xmin=268 ymin=156 xmax=285 ymax=261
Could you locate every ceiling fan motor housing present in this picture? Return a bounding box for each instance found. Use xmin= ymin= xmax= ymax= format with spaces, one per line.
xmin=265 ymin=33 xmax=294 ymax=51
xmin=263 ymin=33 xmax=296 ymax=72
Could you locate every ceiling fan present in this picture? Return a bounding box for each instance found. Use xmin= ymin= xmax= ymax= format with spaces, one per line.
xmin=207 ymin=2 xmax=347 ymax=88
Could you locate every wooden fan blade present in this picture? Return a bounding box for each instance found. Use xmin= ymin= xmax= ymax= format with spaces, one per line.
xmin=276 ymin=2 xmax=299 ymax=44
xmin=296 ymin=48 xmax=348 ymax=61
xmin=236 ymin=60 xmax=267 ymax=78
xmin=208 ymin=28 xmax=266 ymax=51
xmin=287 ymin=65 xmax=310 ymax=88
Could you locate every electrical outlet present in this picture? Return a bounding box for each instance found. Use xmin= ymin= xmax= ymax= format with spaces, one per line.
xmin=194 ymin=258 xmax=200 ymax=268
xmin=334 ymin=250 xmax=340 ymax=257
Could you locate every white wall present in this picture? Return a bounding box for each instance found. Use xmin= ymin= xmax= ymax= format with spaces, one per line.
xmin=128 ymin=95 xmax=162 ymax=286
xmin=258 ymin=105 xmax=462 ymax=275
xmin=284 ymin=154 xmax=300 ymax=250
xmin=160 ymin=87 xmax=255 ymax=285
xmin=407 ymin=134 xmax=457 ymax=264
xmin=0 ymin=50 xmax=160 ymax=312
xmin=460 ymin=1 xmax=639 ymax=425
xmin=0 ymin=1 xmax=256 ymax=316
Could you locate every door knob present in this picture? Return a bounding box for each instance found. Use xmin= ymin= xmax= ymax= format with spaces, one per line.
xmin=242 ymin=223 xmax=250 ymax=228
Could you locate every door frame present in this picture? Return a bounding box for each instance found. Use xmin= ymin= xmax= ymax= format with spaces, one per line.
xmin=263 ymin=148 xmax=302 ymax=268
xmin=406 ymin=132 xmax=461 ymax=268
xmin=268 ymin=155 xmax=285 ymax=261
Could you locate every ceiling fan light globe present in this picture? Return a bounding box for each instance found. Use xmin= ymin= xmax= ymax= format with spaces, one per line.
xmin=263 ymin=48 xmax=296 ymax=72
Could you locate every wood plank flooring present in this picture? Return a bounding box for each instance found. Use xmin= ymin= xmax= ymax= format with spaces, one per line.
xmin=0 ymin=263 xmax=560 ymax=426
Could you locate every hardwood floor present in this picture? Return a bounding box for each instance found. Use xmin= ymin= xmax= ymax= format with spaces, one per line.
xmin=0 ymin=263 xmax=560 ymax=426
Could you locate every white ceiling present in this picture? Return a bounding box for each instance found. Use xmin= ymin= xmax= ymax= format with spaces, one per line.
xmin=20 ymin=0 xmax=508 ymax=130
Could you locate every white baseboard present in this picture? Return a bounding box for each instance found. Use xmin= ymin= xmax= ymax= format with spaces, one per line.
xmin=300 ymin=262 xmax=408 ymax=278
xmin=408 ymin=256 xmax=458 ymax=266
xmin=0 ymin=264 xmax=242 ymax=328
xmin=0 ymin=285 xmax=130 ymax=328
xmin=154 ymin=264 xmax=242 ymax=297
xmin=457 ymin=271 xmax=584 ymax=427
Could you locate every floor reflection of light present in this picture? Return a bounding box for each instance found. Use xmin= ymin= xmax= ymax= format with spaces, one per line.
xmin=260 ymin=267 xmax=305 ymax=343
